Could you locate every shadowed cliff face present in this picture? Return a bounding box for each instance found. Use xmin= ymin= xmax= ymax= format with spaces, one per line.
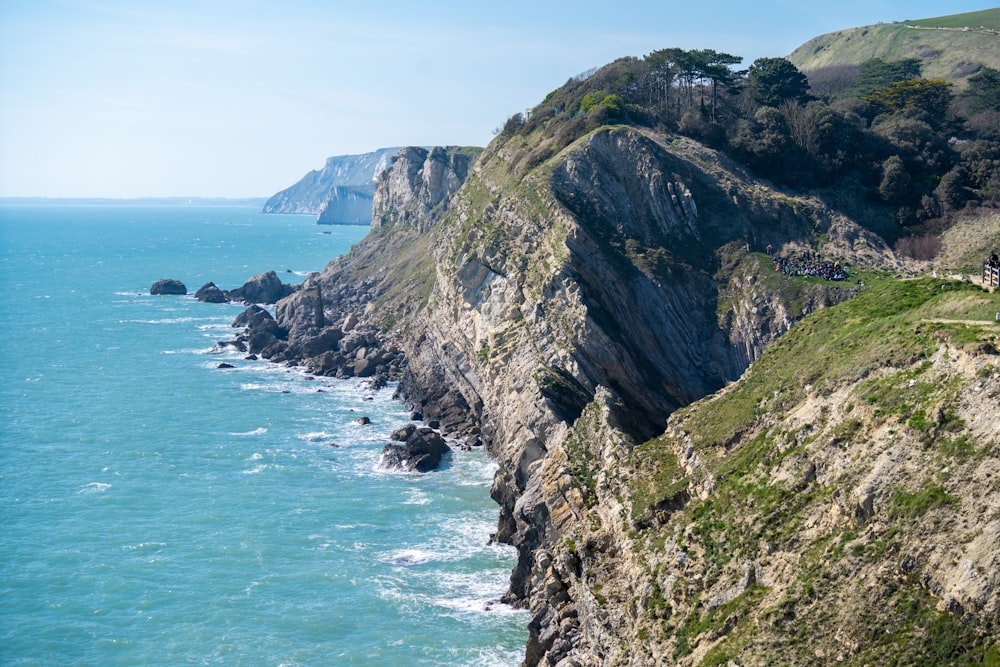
xmin=289 ymin=128 xmax=890 ymax=665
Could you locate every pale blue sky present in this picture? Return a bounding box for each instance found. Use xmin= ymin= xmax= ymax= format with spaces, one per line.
xmin=1 ymin=0 xmax=996 ymax=198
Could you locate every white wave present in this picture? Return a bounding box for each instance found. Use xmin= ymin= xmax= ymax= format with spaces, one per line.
xmin=121 ymin=541 xmax=167 ymax=551
xmin=383 ymin=548 xmax=436 ymax=567
xmin=403 ymin=489 xmax=431 ymax=505
xmin=430 ymin=571 xmax=526 ymax=618
xmin=126 ymin=317 xmax=210 ymax=325
xmin=248 ymin=452 xmax=263 ymax=461
xmin=79 ymin=482 xmax=111 ymax=494
xmin=230 ymin=427 xmax=267 ymax=436
xmin=298 ymin=431 xmax=337 ymax=442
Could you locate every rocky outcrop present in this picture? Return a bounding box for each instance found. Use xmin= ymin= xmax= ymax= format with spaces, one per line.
xmin=379 ymin=424 xmax=452 ymax=472
xmin=371 ymin=146 xmax=480 ymax=232
xmin=226 ymin=278 xmax=403 ymax=382
xmin=262 ymin=147 xmax=400 ymax=215
xmin=150 ymin=278 xmax=187 ymax=295
xmin=194 ymin=281 xmax=228 ymax=303
xmin=227 ymin=270 xmax=296 ymax=304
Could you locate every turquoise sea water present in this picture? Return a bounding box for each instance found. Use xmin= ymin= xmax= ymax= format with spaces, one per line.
xmin=0 ymin=205 xmax=527 ymax=666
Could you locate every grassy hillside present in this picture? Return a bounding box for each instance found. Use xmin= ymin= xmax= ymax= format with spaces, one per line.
xmin=788 ymin=9 xmax=1000 ymax=87
xmin=616 ymin=276 xmax=1000 ymax=664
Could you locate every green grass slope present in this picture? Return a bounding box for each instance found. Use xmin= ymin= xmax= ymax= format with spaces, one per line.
xmin=788 ymin=9 xmax=1000 ymax=87
xmin=620 ymin=276 xmax=1000 ymax=664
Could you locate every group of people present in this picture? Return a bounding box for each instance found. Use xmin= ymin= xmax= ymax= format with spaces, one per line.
xmin=987 ymin=251 xmax=1000 ymax=287
xmin=769 ymin=247 xmax=849 ymax=282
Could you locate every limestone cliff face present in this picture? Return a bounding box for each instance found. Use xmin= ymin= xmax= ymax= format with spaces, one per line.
xmin=527 ymin=280 xmax=1000 ymax=666
xmin=276 ymin=126 xmax=995 ymax=665
xmin=263 ymin=147 xmax=399 ymax=216
xmin=315 ymin=185 xmax=374 ymax=225
xmin=370 ymin=146 xmax=480 ymax=232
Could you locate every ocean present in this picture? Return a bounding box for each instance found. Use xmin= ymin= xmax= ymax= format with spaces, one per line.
xmin=0 ymin=204 xmax=527 ymax=666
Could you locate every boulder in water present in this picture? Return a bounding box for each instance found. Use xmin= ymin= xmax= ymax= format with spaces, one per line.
xmin=194 ymin=281 xmax=228 ymax=303
xmin=228 ymin=270 xmax=295 ymax=305
xmin=379 ymin=426 xmax=451 ymax=472
xmin=150 ymin=278 xmax=187 ymax=295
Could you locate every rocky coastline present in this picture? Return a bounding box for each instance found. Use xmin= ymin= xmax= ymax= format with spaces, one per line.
xmin=167 ymin=129 xmax=998 ymax=665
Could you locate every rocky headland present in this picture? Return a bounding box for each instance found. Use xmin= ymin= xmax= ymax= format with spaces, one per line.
xmin=221 ymin=110 xmax=1000 ymax=664
xmin=262 ymin=147 xmax=401 ymax=224
xmin=205 ymin=29 xmax=1000 ymax=660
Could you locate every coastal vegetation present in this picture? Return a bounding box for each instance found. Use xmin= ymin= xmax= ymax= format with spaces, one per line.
xmin=493 ymin=9 xmax=1000 ymax=257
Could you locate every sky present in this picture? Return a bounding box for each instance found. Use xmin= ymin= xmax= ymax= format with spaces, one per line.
xmin=1 ymin=1 xmax=997 ymax=199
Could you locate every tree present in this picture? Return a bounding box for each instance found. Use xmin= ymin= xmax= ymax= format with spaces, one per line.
xmin=854 ymin=58 xmax=922 ymax=96
xmin=691 ymin=49 xmax=743 ymax=121
xmin=934 ymin=167 xmax=968 ymax=213
xmin=731 ymin=106 xmax=796 ymax=179
xmin=781 ymin=101 xmax=864 ymax=181
xmin=965 ymin=67 xmax=1000 ymax=114
xmin=863 ymin=78 xmax=953 ymax=126
xmin=747 ymin=57 xmax=810 ymax=107
xmin=879 ymin=155 xmax=912 ymax=204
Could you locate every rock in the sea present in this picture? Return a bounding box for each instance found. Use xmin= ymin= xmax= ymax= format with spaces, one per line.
xmin=150 ymin=278 xmax=187 ymax=295
xmin=217 ymin=362 xmax=235 ymax=369
xmin=353 ymin=416 xmax=371 ymax=425
xmin=379 ymin=426 xmax=451 ymax=472
xmin=227 ymin=270 xmax=295 ymax=304
xmin=194 ymin=281 xmax=228 ymax=303
xmin=232 ymin=305 xmax=274 ymax=329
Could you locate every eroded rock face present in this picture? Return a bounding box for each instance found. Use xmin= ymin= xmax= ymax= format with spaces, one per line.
xmin=228 ymin=270 xmax=296 ymax=304
xmin=150 ymin=278 xmax=187 ymax=295
xmin=371 ymin=146 xmax=478 ymax=232
xmin=361 ymin=129 xmax=900 ymax=665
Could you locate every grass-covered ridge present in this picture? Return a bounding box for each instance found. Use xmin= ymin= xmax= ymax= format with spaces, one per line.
xmin=681 ymin=276 xmax=999 ymax=449
xmin=618 ymin=275 xmax=1000 ymax=662
xmin=617 ymin=275 xmax=1000 ymax=663
xmin=788 ymin=9 xmax=1000 ymax=86
xmin=908 ymin=8 xmax=1000 ymax=30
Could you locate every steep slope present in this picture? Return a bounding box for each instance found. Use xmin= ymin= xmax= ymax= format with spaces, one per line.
xmin=274 ymin=121 xmax=922 ymax=663
xmin=262 ymin=147 xmax=400 ymax=217
xmin=788 ymin=9 xmax=1000 ymax=87
xmin=315 ymin=185 xmax=375 ymax=225
xmin=546 ymin=277 xmax=1000 ymax=665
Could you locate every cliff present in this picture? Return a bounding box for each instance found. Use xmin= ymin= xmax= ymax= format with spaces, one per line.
xmin=315 ymin=185 xmax=375 ymax=225
xmin=262 ymin=147 xmax=400 ymax=220
xmin=251 ymin=119 xmax=993 ymax=665
xmin=371 ymin=145 xmax=481 ymax=233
